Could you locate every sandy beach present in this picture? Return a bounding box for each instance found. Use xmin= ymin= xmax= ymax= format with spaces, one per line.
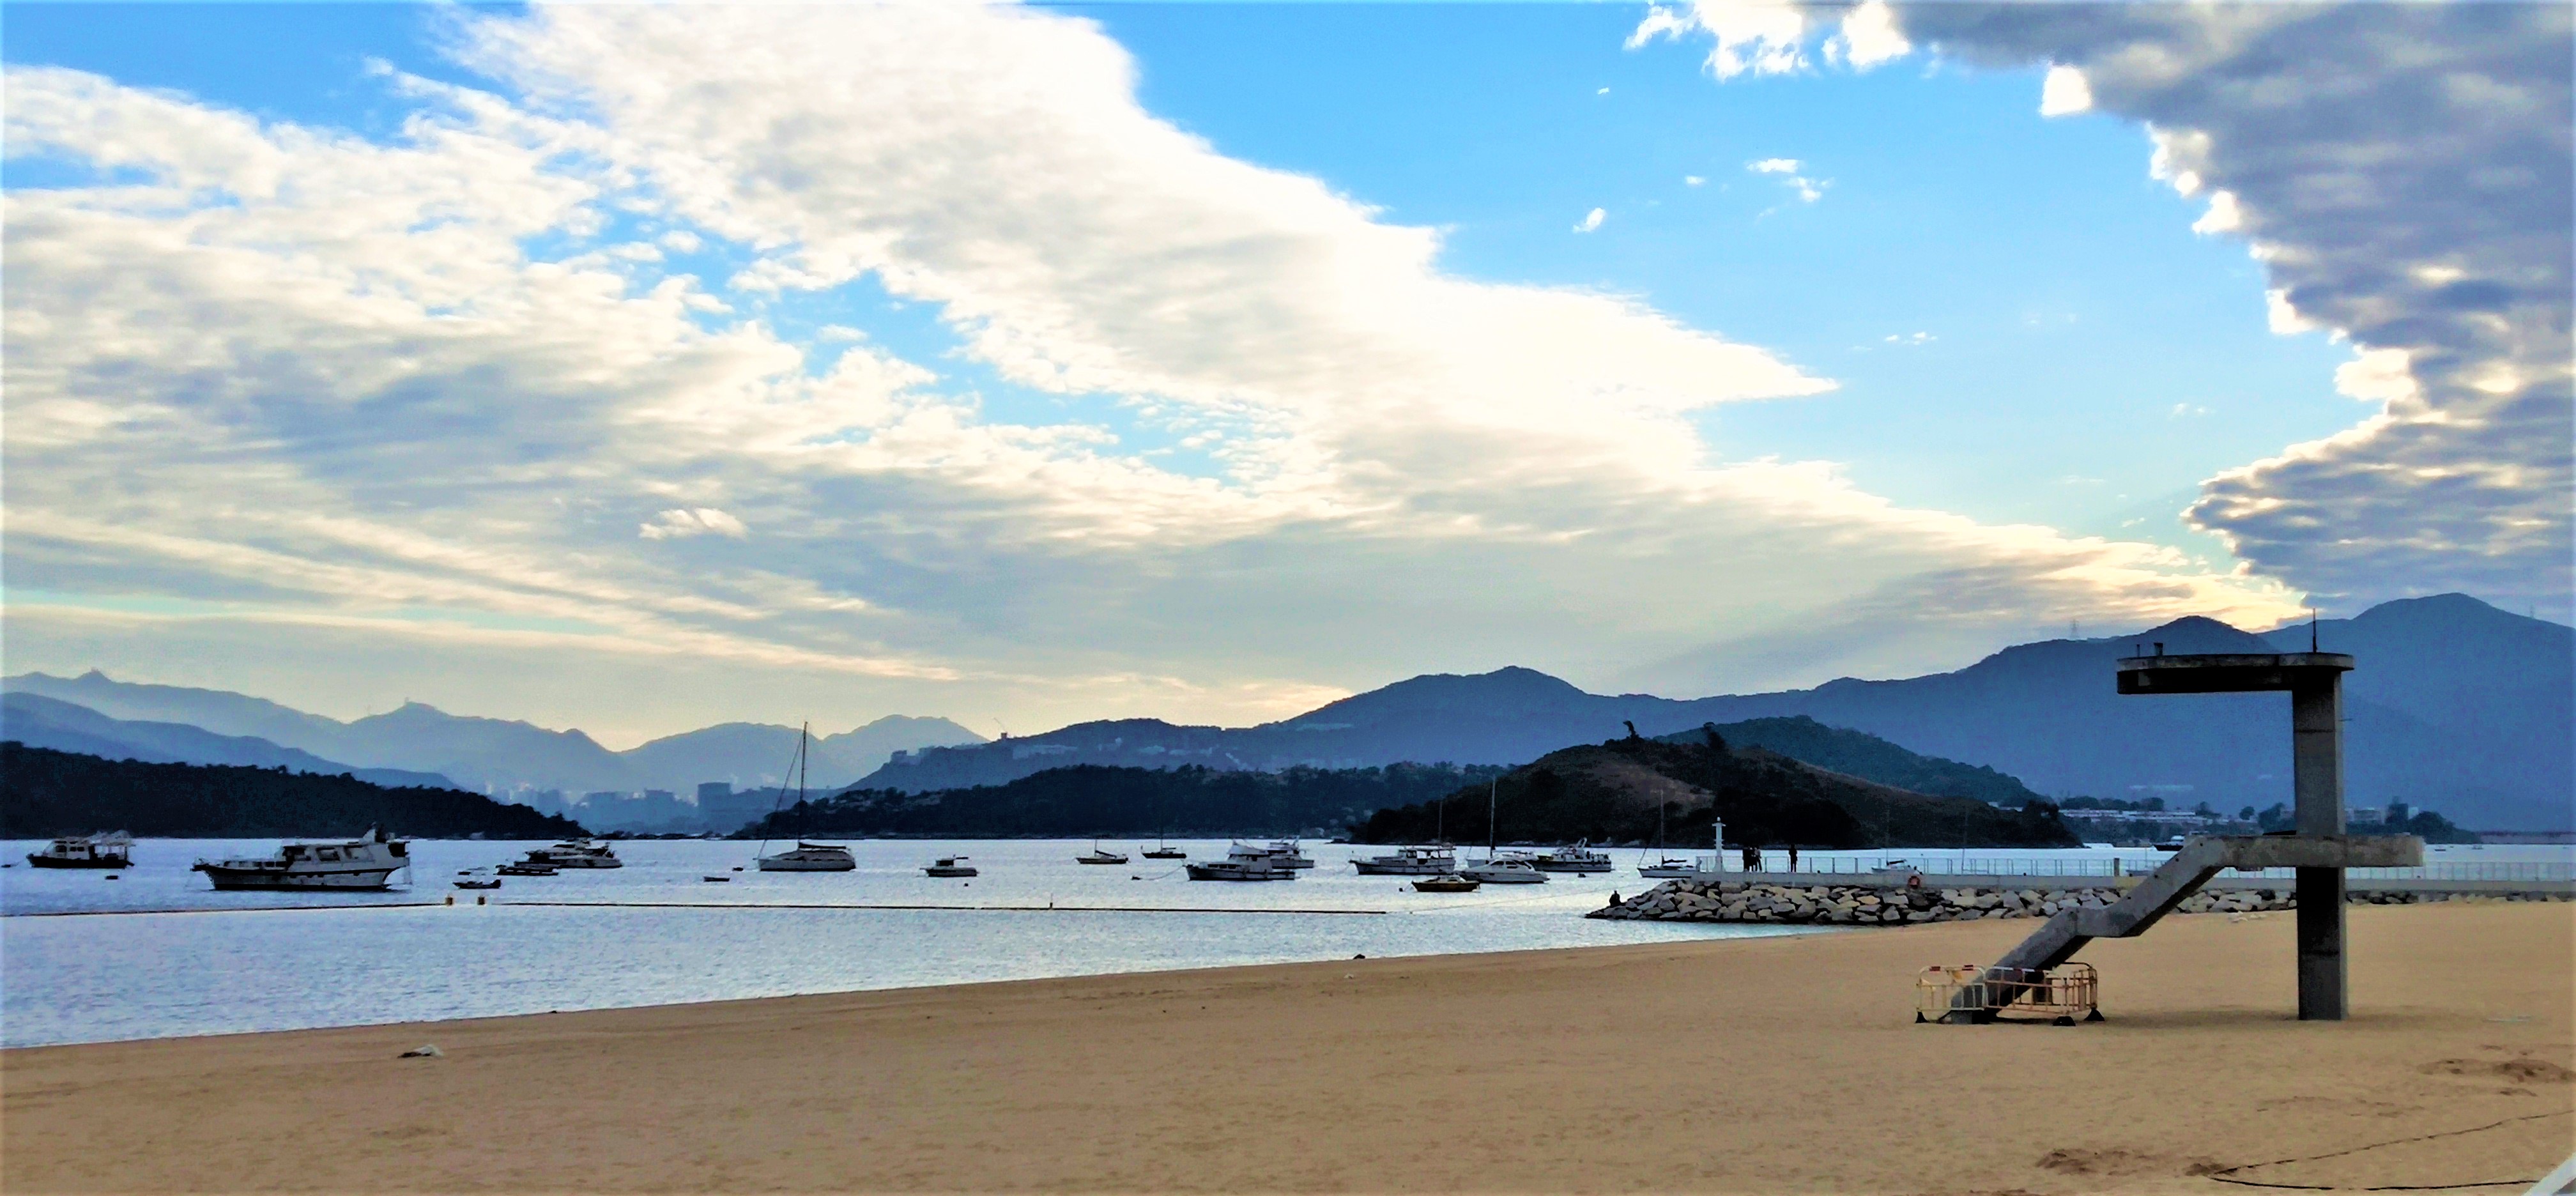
xmin=6 ymin=901 xmax=2570 ymax=1194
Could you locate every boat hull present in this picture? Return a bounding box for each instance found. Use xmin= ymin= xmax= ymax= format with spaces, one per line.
xmin=757 ymin=858 xmax=856 ymax=871
xmin=25 ymin=854 xmax=128 ymax=870
xmin=195 ymin=864 xmax=399 ymax=891
xmin=1638 ymin=866 xmax=1698 ymax=878
xmin=1184 ymin=863 xmax=1294 ymax=882
xmin=924 ymin=867 xmax=977 ymax=877
xmin=1532 ymin=860 xmax=1613 ymax=873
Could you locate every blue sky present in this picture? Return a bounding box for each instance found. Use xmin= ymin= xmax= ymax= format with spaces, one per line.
xmin=2 ymin=3 xmax=2561 ymax=743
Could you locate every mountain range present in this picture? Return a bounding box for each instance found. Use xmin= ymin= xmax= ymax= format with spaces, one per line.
xmin=8 ymin=593 xmax=2565 ymax=831
xmin=0 ymin=671 xmax=985 ymax=802
xmin=857 ymin=594 xmax=2569 ymax=829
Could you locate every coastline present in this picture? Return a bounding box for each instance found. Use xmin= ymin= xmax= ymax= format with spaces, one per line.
xmin=6 ymin=902 xmax=2570 ymax=1193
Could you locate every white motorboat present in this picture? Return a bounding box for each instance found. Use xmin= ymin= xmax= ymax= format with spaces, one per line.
xmin=760 ymin=841 xmax=857 ymax=871
xmin=1226 ymin=840 xmax=1314 ymax=869
xmin=1460 ymin=857 xmax=1547 ymax=884
xmin=1531 ymin=841 xmax=1614 ymax=873
xmin=527 ymin=839 xmax=624 ymax=869
xmin=924 ymin=855 xmax=977 ymax=877
xmin=1353 ymin=845 xmax=1457 ymax=875
xmin=26 ymin=831 xmax=131 ymax=870
xmin=1412 ymin=873 xmax=1481 ymax=893
xmin=194 ymin=827 xmax=411 ymax=891
xmin=1185 ymin=859 xmax=1295 ymax=882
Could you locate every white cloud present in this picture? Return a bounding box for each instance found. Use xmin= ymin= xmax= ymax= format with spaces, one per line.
xmin=1883 ymin=332 xmax=1933 ymax=346
xmin=1747 ymin=157 xmax=1825 ymax=203
xmin=1646 ymin=2 xmax=2575 ymax=621
xmin=1683 ymin=174 xmax=1705 ymax=187
xmin=640 ymin=508 xmax=749 ymax=540
xmin=1574 ymin=206 xmax=1606 ymax=233
xmin=2038 ymin=65 xmax=2092 ymax=116
xmin=0 ymin=5 xmax=2312 ymax=736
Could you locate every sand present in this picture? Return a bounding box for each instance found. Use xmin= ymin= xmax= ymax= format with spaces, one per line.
xmin=6 ymin=901 xmax=2571 ymax=1194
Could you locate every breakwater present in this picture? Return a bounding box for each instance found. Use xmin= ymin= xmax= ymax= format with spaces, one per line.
xmin=1587 ymin=877 xmax=2571 ymax=925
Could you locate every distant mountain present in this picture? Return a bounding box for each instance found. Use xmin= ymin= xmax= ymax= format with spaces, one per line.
xmin=622 ymin=716 xmax=987 ymax=795
xmin=856 ymin=594 xmax=2568 ymax=830
xmin=747 ymin=762 xmax=1507 ymax=840
xmin=2 ymin=693 xmax=454 ymax=789
xmin=0 ymin=743 xmax=586 ymax=839
xmin=1349 ymin=729 xmax=2078 ymax=849
xmin=0 ymin=671 xmax=983 ymax=803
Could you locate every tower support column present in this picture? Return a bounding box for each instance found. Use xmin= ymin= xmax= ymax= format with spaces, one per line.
xmin=2290 ymin=677 xmax=2347 ymax=1020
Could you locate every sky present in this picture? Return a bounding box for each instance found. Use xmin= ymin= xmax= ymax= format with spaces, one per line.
xmin=3 ymin=2 xmax=2568 ymax=747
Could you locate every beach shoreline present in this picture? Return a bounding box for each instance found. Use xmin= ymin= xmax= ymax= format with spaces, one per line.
xmin=6 ymin=902 xmax=2570 ymax=1193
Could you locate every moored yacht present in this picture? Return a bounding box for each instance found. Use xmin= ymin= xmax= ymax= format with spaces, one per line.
xmin=759 ymin=842 xmax=857 ymax=871
xmin=1412 ymin=873 xmax=1481 ymax=893
xmin=1226 ymin=840 xmax=1314 ymax=869
xmin=1460 ymin=856 xmax=1547 ymax=885
xmin=1531 ymin=841 xmax=1613 ymax=873
xmin=1352 ymin=845 xmax=1457 ymax=875
xmin=26 ymin=831 xmax=132 ymax=870
xmin=924 ymin=855 xmax=977 ymax=877
xmin=1077 ymin=839 xmax=1130 ymax=865
xmin=193 ymin=828 xmax=411 ymax=890
xmin=527 ymin=839 xmax=623 ymax=869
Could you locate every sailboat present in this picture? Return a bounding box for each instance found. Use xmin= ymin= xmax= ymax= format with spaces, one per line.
xmin=1077 ymin=838 xmax=1130 ymax=865
xmin=755 ymin=724 xmax=856 ymax=872
xmin=1638 ymin=800 xmax=1696 ymax=878
xmin=1461 ymin=778 xmax=1545 ymax=885
xmin=1140 ymin=792 xmax=1186 ymax=858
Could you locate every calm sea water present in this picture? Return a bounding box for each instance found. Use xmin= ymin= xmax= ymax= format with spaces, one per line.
xmin=1 ymin=837 xmax=1804 ymax=1047
xmin=8 ymin=838 xmax=2559 ymax=1048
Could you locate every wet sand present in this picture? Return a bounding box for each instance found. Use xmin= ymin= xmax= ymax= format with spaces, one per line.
xmin=6 ymin=901 xmax=2570 ymax=1193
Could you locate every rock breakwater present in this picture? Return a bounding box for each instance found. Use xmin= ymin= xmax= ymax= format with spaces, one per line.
xmin=1585 ymin=878 xmax=2557 ymax=924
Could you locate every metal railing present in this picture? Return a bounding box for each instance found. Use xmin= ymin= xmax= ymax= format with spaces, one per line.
xmin=1717 ymin=857 xmax=2572 ymax=883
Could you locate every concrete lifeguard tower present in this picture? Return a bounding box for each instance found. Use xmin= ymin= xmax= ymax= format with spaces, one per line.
xmin=1960 ymin=644 xmax=2423 ymax=1022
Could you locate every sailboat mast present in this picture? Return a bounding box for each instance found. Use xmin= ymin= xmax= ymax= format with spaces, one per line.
xmin=1487 ymin=778 xmax=1498 ymax=856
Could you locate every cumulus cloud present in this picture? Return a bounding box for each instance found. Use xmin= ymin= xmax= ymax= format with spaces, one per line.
xmin=1747 ymin=157 xmax=1825 ymax=203
xmin=1 ymin=4 xmax=2310 ymax=735
xmin=1574 ymin=206 xmax=1606 ymax=233
xmin=640 ymin=509 xmax=749 ymax=540
xmin=1640 ymin=1 xmax=2574 ymax=620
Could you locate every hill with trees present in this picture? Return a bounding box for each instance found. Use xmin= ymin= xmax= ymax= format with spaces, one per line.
xmin=0 ymin=744 xmax=590 ymax=839
xmin=743 ymin=762 xmax=1508 ymax=839
xmin=1350 ymin=728 xmax=2078 ymax=850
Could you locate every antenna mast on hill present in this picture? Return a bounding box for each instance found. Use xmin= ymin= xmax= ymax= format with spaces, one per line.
xmin=2310 ymin=608 xmax=2319 ymax=652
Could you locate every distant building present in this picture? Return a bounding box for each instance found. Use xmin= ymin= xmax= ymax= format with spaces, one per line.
xmin=696 ymin=781 xmax=778 ymax=834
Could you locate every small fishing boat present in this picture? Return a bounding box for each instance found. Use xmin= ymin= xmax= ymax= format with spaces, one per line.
xmin=1077 ymin=839 xmax=1129 ymax=865
xmin=701 ymin=875 xmax=732 ymax=883
xmin=26 ymin=832 xmax=132 ymax=870
xmin=194 ymin=827 xmax=411 ymax=891
xmin=1140 ymin=845 xmax=1186 ymax=859
xmin=1412 ymin=873 xmax=1481 ymax=893
xmin=497 ymin=861 xmax=558 ymax=877
xmin=924 ymin=855 xmax=977 ymax=877
xmin=1184 ymin=859 xmax=1294 ymax=882
xmin=453 ymin=878 xmax=502 ymax=891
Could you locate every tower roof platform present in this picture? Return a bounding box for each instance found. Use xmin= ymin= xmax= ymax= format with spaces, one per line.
xmin=2116 ymin=652 xmax=2353 ymax=694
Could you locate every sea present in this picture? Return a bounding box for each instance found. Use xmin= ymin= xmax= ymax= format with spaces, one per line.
xmin=5 ymin=838 xmax=2562 ymax=1048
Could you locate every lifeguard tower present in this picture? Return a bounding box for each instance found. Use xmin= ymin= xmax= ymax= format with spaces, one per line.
xmin=1943 ymin=644 xmax=2422 ymax=1022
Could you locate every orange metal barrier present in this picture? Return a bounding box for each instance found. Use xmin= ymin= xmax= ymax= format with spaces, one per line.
xmin=1917 ymin=962 xmax=2101 ymax=1025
